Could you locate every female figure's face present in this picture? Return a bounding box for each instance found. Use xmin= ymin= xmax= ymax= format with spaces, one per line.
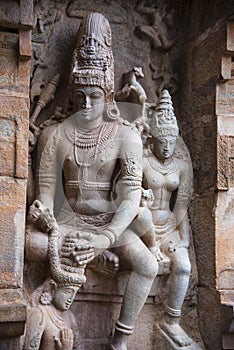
xmin=72 ymin=85 xmax=105 ymax=125
xmin=152 ymin=135 xmax=177 ymax=160
xmin=52 ymin=286 xmax=79 ymax=311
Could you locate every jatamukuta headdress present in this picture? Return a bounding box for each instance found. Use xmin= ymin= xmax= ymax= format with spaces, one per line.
xmin=149 ymin=90 xmax=179 ymax=138
xmin=70 ymin=12 xmax=114 ymax=101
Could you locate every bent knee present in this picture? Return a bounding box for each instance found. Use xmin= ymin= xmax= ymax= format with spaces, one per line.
xmin=172 ymin=259 xmax=191 ymax=275
xmin=137 ymin=207 xmax=152 ymax=222
xmin=135 ymin=208 xmax=154 ymax=234
xmin=137 ymin=253 xmax=158 ymax=279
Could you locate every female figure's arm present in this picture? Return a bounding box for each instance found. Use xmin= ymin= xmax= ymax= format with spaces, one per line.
xmin=173 ymin=160 xmax=193 ymax=249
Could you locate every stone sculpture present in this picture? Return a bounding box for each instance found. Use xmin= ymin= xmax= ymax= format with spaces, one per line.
xmin=26 ymin=12 xmax=158 ymax=350
xmin=150 ymin=53 xmax=179 ymax=96
xmin=23 ymin=279 xmax=79 ymax=350
xmin=115 ymin=66 xmax=147 ymax=105
xmin=142 ymin=90 xmax=196 ymax=348
xmin=135 ymin=0 xmax=175 ymax=50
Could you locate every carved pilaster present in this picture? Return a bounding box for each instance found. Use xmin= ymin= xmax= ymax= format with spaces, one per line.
xmin=0 ymin=0 xmax=33 ymax=346
xmin=216 ymin=18 xmax=234 ymax=348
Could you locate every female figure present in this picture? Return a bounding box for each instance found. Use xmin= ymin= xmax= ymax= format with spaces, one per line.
xmin=23 ymin=279 xmax=79 ymax=350
xmin=143 ymin=90 xmax=193 ymax=347
xmin=26 ymin=13 xmax=158 ymax=350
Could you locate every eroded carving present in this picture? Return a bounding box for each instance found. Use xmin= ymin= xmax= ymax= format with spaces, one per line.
xmin=135 ymin=0 xmax=175 ymax=50
xmin=150 ymin=53 xmax=179 ymax=96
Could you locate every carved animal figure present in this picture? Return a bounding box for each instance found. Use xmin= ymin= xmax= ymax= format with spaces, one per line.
xmin=116 ymin=66 xmax=147 ymax=105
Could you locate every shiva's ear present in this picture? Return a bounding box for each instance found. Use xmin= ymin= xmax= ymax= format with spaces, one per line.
xmin=106 ymin=91 xmax=114 ymax=103
xmin=48 ymin=279 xmax=58 ymax=298
xmin=106 ymin=100 xmax=120 ymax=120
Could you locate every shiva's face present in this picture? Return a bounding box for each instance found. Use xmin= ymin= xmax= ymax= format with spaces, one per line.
xmin=52 ymin=286 xmax=79 ymax=311
xmin=72 ymin=85 xmax=105 ymax=124
xmin=152 ymin=135 xmax=177 ymax=160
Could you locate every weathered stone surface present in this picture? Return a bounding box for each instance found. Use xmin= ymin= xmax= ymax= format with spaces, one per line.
xmin=0 ymin=0 xmax=33 ymax=29
xmin=0 ymin=95 xmax=29 ymax=178
xmin=217 ymin=115 xmax=234 ymax=189
xmin=217 ymin=133 xmax=229 ymax=189
xmin=0 ymin=288 xmax=27 ymax=335
xmin=216 ymin=24 xmax=234 ymax=340
xmin=216 ymin=189 xmax=234 ymax=291
xmin=0 ymin=2 xmax=31 ymax=344
xmin=227 ymin=20 xmax=234 ymax=52
xmin=73 ymin=295 xmax=156 ymax=350
xmin=0 ymin=32 xmax=31 ymax=97
xmin=216 ymin=80 xmax=234 ymax=116
xmin=223 ymin=332 xmax=234 ymax=350
xmin=19 ymin=30 xmax=32 ymax=59
xmin=0 ymin=120 xmax=15 ymax=177
xmin=0 ymin=337 xmax=22 ymax=350
xmin=179 ymin=16 xmax=231 ymax=350
xmin=221 ymin=291 xmax=234 ymax=306
xmin=197 ymin=288 xmax=231 ymax=350
xmin=0 ymin=177 xmax=26 ymax=288
xmin=221 ymin=55 xmax=234 ymax=80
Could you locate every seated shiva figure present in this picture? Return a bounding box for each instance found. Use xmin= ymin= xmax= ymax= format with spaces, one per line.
xmin=23 ymin=279 xmax=79 ymax=350
xmin=26 ymin=13 xmax=158 ymax=350
xmin=141 ymin=90 xmax=194 ymax=347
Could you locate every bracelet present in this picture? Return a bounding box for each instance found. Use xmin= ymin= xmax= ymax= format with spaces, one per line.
xmin=102 ymin=228 xmax=117 ymax=246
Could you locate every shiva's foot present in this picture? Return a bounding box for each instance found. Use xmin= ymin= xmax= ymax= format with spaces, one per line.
xmin=159 ymin=319 xmax=193 ymax=347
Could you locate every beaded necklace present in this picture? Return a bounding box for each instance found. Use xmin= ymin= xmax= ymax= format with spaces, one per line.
xmin=45 ymin=305 xmax=66 ymax=329
xmin=145 ymin=149 xmax=177 ymax=175
xmin=74 ymin=122 xmax=118 ymax=167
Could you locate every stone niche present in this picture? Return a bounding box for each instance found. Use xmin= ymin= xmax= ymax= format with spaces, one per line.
xmin=0 ymin=0 xmax=234 ymax=350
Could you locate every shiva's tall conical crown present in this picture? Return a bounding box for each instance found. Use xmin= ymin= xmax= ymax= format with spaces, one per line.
xmin=70 ymin=13 xmax=114 ymax=102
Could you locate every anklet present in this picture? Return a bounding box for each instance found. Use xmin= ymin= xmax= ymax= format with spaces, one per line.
xmin=115 ymin=320 xmax=134 ymax=335
xmin=166 ymin=306 xmax=181 ymax=317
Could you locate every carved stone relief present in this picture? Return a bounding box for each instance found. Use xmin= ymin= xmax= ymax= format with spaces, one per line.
xmin=25 ymin=4 xmax=203 ymax=350
xmin=29 ymin=0 xmax=180 ymax=119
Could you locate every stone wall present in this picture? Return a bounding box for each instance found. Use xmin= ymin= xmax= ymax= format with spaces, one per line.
xmin=177 ymin=1 xmax=234 ymax=349
xmin=0 ymin=0 xmax=32 ymax=348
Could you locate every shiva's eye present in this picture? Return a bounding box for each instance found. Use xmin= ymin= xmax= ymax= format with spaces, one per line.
xmin=90 ymin=91 xmax=103 ymax=99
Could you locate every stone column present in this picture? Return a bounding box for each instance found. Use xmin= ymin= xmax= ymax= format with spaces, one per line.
xmin=0 ymin=1 xmax=33 ymax=348
xmin=216 ymin=19 xmax=234 ymax=350
xmin=179 ymin=16 xmax=232 ymax=350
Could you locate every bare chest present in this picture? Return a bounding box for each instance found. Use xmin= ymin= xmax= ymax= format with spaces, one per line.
xmin=60 ymin=139 xmax=119 ymax=182
xmin=143 ymin=157 xmax=180 ymax=192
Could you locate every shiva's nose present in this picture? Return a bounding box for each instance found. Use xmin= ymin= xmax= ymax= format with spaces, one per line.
xmin=82 ymin=96 xmax=91 ymax=109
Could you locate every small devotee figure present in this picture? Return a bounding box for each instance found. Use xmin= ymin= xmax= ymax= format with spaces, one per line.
xmin=23 ymin=279 xmax=79 ymax=350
